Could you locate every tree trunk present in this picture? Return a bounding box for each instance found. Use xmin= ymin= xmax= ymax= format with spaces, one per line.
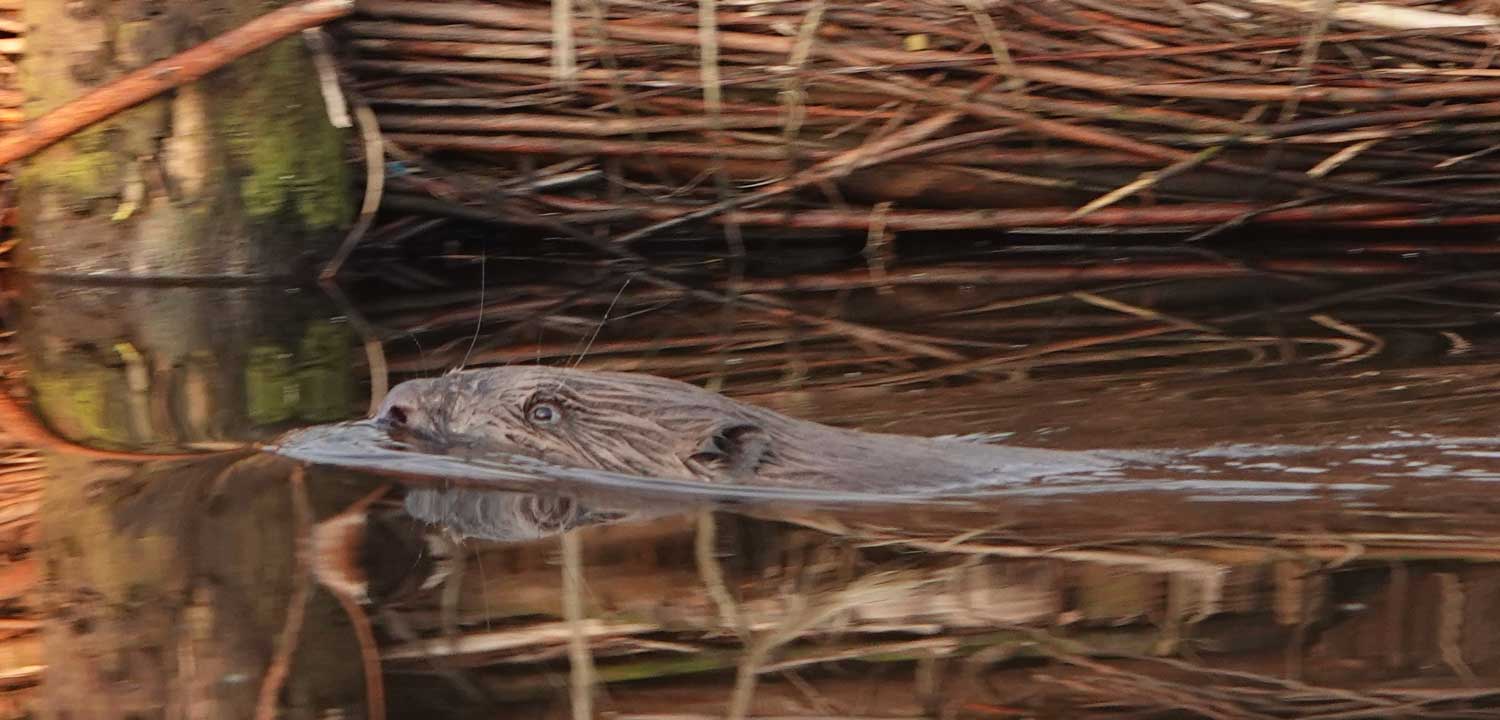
xmin=16 ymin=0 xmax=350 ymax=280
xmin=14 ymin=3 xmax=364 ymax=715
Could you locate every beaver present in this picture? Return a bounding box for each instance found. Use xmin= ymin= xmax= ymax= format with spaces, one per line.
xmin=375 ymin=367 xmax=1119 ymax=540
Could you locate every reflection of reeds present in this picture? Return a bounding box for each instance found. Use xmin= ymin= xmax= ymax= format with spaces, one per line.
xmin=0 ymin=447 xmax=39 ymax=539
xmin=0 ymin=329 xmax=40 ymax=560
xmin=378 ymin=513 xmax=1500 ymax=717
xmin=364 ymin=260 xmax=1500 ymax=395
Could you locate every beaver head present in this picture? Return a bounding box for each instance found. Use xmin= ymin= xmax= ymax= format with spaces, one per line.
xmin=374 ymin=366 xmax=776 ymax=484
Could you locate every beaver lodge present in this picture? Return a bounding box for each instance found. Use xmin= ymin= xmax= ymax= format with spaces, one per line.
xmin=12 ymin=0 xmax=1500 ymax=718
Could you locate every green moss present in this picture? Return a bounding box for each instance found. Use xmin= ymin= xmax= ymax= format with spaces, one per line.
xmin=18 ymin=128 xmax=120 ymax=204
xmin=238 ymin=122 xmax=300 ymax=220
xmin=293 ymin=113 xmax=351 ymax=230
xmin=219 ymin=38 xmax=350 ymax=230
xmin=245 ymin=344 xmax=297 ymax=426
xmin=18 ymin=98 xmax=169 ymax=207
xmin=245 ymin=321 xmax=357 ymax=427
xmin=19 ymin=0 xmax=350 ymax=268
xmin=294 ymin=321 xmax=354 ymax=421
xmin=29 ymin=367 xmax=130 ymax=446
xmin=18 ymin=9 xmax=169 ymax=204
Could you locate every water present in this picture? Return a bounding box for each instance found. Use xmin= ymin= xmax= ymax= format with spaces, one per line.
xmin=12 ymin=254 xmax=1500 ymax=718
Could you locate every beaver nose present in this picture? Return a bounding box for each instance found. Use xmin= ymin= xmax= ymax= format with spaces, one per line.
xmin=381 ymin=404 xmax=410 ymax=426
xmin=374 ymin=380 xmax=430 ymax=426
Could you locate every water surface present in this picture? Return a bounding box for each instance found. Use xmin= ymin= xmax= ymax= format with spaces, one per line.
xmin=14 ymin=253 xmax=1500 ymax=718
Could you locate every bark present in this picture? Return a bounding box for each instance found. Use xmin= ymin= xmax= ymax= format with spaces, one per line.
xmin=16 ymin=0 xmax=351 ymax=280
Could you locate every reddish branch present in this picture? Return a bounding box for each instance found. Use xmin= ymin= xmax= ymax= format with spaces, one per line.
xmin=0 ymin=386 xmax=225 ymax=461
xmin=1013 ymin=27 xmax=1493 ymax=62
xmin=377 ymin=112 xmax=843 ymax=136
xmin=386 ymin=132 xmax=815 ymax=160
xmin=538 ymin=196 xmax=1427 ymax=230
xmin=0 ymin=0 xmax=354 ymax=166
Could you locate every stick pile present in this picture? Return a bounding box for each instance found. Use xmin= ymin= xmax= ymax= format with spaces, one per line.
xmin=343 ymin=0 xmax=1500 ymax=237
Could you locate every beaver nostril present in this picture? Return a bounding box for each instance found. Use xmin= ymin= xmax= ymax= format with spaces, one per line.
xmin=384 ymin=405 xmax=410 ymax=425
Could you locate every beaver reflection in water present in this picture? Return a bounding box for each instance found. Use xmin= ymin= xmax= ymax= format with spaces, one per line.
xmin=376 ymin=366 xmax=1116 ymax=540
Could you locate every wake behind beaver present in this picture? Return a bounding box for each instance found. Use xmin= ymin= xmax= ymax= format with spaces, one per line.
xmin=276 ymin=366 xmax=1434 ymax=540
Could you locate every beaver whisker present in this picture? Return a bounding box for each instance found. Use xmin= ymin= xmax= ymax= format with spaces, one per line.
xmin=548 ymin=278 xmax=633 ymax=399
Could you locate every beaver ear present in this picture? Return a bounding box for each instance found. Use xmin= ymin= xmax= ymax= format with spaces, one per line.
xmin=688 ymin=423 xmax=770 ymax=479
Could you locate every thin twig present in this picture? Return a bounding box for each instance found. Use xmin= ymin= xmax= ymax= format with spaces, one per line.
xmin=562 ymin=530 xmax=597 ymax=720
xmin=322 ymin=98 xmax=386 ymax=280
xmin=694 ymin=509 xmax=745 ymax=635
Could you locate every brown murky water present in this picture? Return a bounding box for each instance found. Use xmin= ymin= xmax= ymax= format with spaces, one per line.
xmin=13 ymin=241 xmax=1500 ymax=718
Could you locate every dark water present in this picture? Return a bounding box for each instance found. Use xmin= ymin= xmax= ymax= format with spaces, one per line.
xmin=14 ymin=250 xmax=1500 ymax=719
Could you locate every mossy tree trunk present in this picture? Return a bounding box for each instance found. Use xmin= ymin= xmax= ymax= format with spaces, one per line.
xmin=12 ymin=0 xmax=362 ymax=450
xmin=17 ymin=0 xmax=350 ymax=280
xmin=16 ymin=3 xmax=365 ymax=716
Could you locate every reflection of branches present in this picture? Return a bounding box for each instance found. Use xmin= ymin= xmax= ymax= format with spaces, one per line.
xmin=562 ymin=529 xmax=597 ymax=720
xmin=366 ymin=501 xmax=1500 ymax=716
xmin=314 ymin=483 xmax=391 ymax=720
xmin=0 ymin=440 xmax=42 ymax=540
xmin=330 ymin=590 xmax=386 ymax=720
xmin=0 ymin=386 xmax=240 ymax=461
xmin=1034 ymin=640 xmax=1500 ymax=720
xmin=359 ymin=204 xmax=1500 ymax=392
xmin=726 ymin=571 xmax=935 ymax=720
xmin=254 ymin=466 xmax=312 ymax=720
xmin=320 ymin=280 xmax=389 ymax=414
xmin=258 ymin=470 xmax=390 ymax=720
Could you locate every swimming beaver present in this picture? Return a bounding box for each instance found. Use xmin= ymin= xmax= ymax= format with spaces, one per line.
xmin=375 ymin=367 xmax=1118 ymax=540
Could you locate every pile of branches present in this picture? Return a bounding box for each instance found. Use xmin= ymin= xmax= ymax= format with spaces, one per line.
xmin=342 ymin=0 xmax=1500 ymax=239
xmin=0 ymin=3 xmax=37 ymax=714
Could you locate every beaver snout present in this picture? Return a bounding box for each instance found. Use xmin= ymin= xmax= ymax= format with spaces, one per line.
xmin=373 ymin=380 xmax=439 ymax=433
xmin=374 ymin=401 xmax=423 ymax=440
xmin=378 ymin=404 xmax=410 ymax=427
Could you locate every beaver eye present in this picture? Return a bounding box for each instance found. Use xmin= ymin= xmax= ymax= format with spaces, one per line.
xmin=528 ymin=401 xmax=562 ymax=426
